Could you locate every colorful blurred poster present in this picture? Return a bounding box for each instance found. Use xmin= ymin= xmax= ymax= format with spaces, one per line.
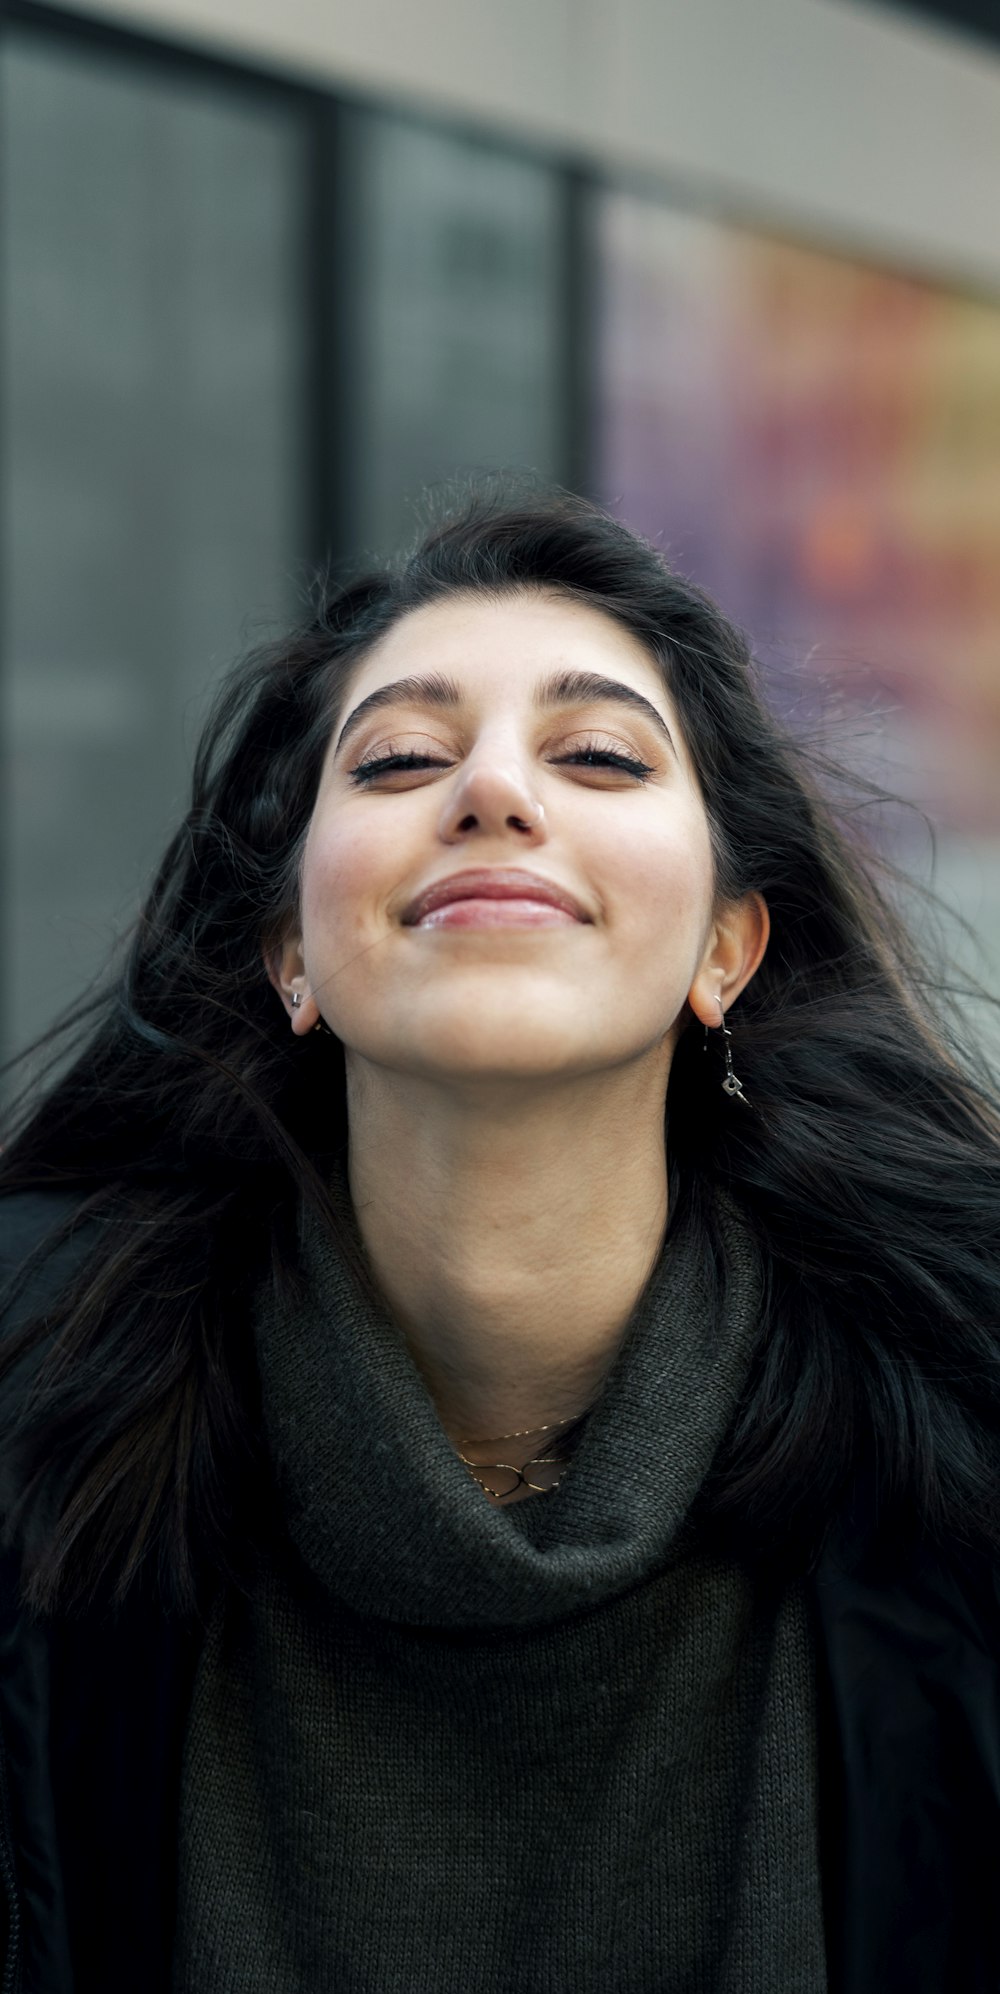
xmin=595 ymin=192 xmax=1000 ymax=842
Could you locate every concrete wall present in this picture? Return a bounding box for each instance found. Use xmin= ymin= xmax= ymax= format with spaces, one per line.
xmin=54 ymin=0 xmax=1000 ymax=293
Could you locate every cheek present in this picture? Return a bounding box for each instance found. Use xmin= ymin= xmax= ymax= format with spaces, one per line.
xmin=299 ymin=812 xmax=390 ymax=948
xmin=604 ymin=803 xmax=716 ymax=950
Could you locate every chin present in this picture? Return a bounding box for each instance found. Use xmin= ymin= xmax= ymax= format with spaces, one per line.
xmin=351 ymin=1013 xmax=600 ymax=1085
xmin=431 ymin=1043 xmax=589 ymax=1084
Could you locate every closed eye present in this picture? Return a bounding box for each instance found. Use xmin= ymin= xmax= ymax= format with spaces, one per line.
xmin=349 ymin=744 xmax=655 ymax=786
xmin=552 ymin=747 xmax=654 ymax=779
xmin=348 ymin=751 xmax=452 ymax=785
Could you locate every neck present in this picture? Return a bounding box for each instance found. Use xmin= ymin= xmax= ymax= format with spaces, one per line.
xmin=345 ymin=1051 xmax=670 ymax=1445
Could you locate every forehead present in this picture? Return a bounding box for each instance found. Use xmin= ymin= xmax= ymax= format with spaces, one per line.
xmin=343 ymin=589 xmax=672 ymax=709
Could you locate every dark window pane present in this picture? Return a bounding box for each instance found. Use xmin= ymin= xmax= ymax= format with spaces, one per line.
xmin=337 ymin=108 xmax=568 ymax=559
xmin=1 ymin=32 xmax=307 ymax=1056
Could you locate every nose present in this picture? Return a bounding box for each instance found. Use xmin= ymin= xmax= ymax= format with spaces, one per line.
xmin=437 ymin=749 xmax=547 ymax=846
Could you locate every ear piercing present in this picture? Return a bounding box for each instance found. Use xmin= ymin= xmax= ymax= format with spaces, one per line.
xmin=289 ymin=988 xmax=332 ymax=1037
xmin=705 ymin=996 xmax=749 ymax=1105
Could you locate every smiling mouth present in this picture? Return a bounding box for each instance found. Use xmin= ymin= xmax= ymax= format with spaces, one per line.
xmin=402 ymin=868 xmax=590 ymax=929
xmin=416 ymin=898 xmax=578 ymax=931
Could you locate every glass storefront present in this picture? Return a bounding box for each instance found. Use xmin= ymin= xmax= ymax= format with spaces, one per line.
xmin=2 ymin=9 xmax=998 ymax=1063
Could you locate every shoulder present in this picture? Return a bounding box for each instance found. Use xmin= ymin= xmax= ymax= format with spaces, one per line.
xmin=0 ymin=1189 xmax=89 ymax=1277
xmin=0 ymin=1189 xmax=103 ymax=1357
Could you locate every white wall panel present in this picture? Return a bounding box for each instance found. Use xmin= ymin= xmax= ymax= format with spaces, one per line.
xmin=50 ymin=0 xmax=1000 ymax=290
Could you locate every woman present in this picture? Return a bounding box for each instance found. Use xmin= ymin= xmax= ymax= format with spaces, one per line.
xmin=0 ymin=487 xmax=999 ymax=1994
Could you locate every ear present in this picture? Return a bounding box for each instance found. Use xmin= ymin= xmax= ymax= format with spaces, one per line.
xmin=264 ymin=932 xmax=324 ymax=1038
xmin=687 ymin=892 xmax=770 ymax=1030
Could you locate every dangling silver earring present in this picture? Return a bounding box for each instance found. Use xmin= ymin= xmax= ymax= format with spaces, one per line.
xmin=704 ymin=997 xmax=749 ymax=1105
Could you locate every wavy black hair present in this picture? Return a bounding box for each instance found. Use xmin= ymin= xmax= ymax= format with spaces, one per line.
xmin=1 ymin=483 xmax=998 ymax=1613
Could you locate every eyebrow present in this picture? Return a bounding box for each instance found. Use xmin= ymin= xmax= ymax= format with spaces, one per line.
xmin=540 ymin=670 xmax=676 ymax=756
xmin=334 ymin=668 xmax=676 ymax=758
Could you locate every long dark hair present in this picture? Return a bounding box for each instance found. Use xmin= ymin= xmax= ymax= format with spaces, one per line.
xmin=2 ymin=484 xmax=998 ymax=1614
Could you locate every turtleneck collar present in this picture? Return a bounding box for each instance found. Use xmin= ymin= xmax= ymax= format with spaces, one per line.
xmin=252 ymin=1182 xmax=761 ymax=1631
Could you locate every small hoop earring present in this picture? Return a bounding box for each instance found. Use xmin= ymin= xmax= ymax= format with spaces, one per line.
xmin=704 ymin=997 xmax=749 ymax=1106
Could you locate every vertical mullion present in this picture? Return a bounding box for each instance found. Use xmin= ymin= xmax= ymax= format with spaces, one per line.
xmin=303 ymin=97 xmax=367 ymax=587
xmin=561 ymin=165 xmax=598 ymax=503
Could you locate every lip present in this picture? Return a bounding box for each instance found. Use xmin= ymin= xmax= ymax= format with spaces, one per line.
xmin=401 ymin=868 xmax=591 ymax=927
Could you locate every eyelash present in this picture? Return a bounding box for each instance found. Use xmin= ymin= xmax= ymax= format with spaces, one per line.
xmin=348 ymin=747 xmax=655 ymax=785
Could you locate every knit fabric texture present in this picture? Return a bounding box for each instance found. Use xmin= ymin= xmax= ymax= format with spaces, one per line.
xmin=173 ymin=1187 xmax=827 ymax=1993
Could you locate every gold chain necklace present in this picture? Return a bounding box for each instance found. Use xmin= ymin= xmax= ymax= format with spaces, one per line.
xmin=457 ymin=1413 xmax=589 ymax=1502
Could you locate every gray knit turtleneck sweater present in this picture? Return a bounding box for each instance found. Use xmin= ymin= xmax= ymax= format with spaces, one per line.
xmin=173 ymin=1188 xmax=827 ymax=1994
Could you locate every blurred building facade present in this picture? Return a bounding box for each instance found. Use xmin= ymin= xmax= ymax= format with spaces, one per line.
xmin=2 ymin=0 xmax=1000 ymax=1062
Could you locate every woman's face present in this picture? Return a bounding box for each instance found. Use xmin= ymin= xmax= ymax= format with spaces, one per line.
xmin=277 ymin=591 xmax=762 ymax=1086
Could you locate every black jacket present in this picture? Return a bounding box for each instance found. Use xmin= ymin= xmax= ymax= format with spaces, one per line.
xmin=1 ymin=1192 xmax=999 ymax=1994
